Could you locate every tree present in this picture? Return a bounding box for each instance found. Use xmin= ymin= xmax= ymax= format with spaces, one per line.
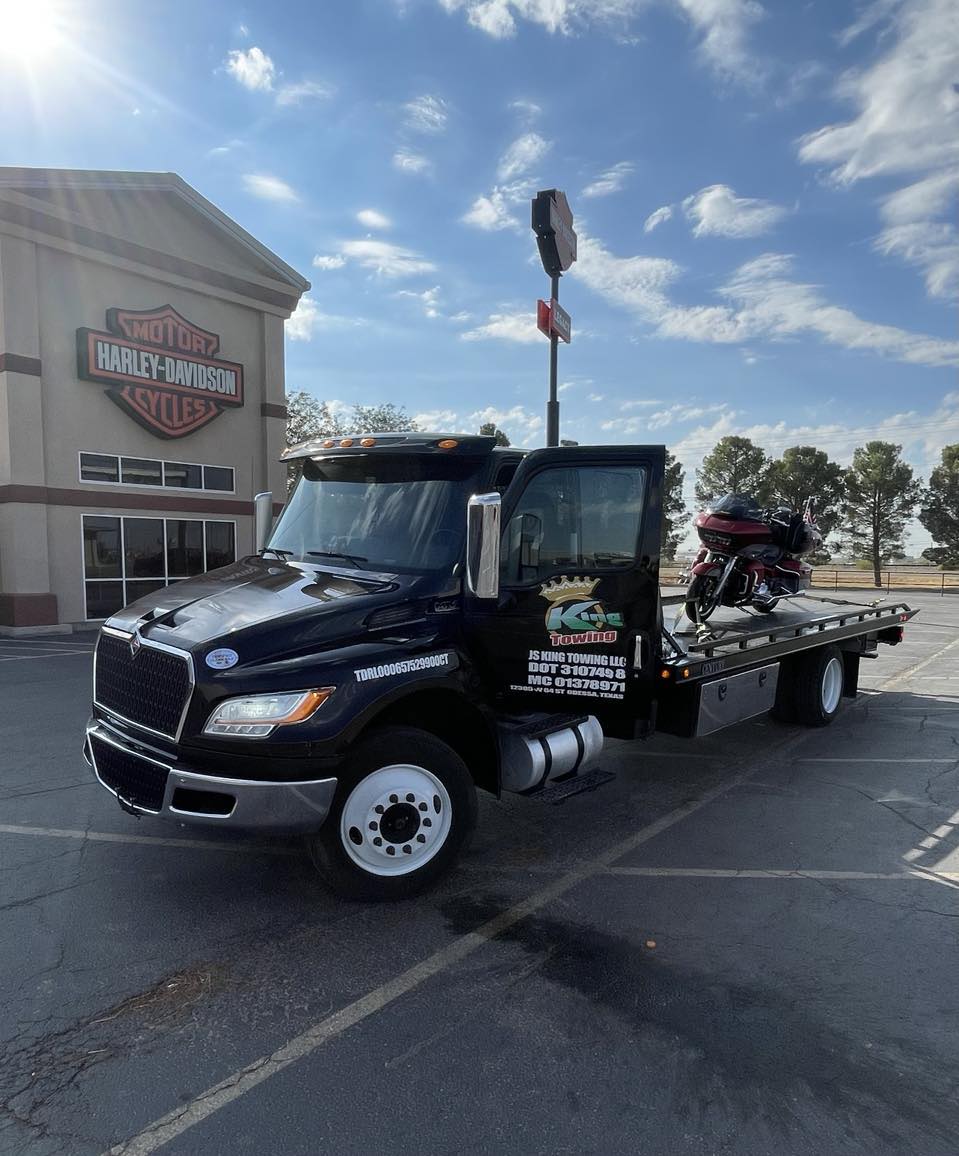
xmin=766 ymin=445 xmax=845 ymax=560
xmin=284 ymin=395 xmax=419 ymax=492
xmin=479 ymin=421 xmax=510 ymax=447
xmin=285 ymin=391 xmax=344 ymax=493
xmin=662 ymin=452 xmax=687 ymax=561
xmin=919 ymin=444 xmax=959 ymax=568
xmin=842 ymin=441 xmax=921 ymax=587
xmin=695 ymin=436 xmax=771 ymax=506
xmin=286 ymin=390 xmax=343 ymax=446
xmin=351 ymin=403 xmax=418 ymax=433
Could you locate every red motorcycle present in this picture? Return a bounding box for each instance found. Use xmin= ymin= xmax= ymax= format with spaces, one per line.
xmin=684 ymin=494 xmax=821 ymax=622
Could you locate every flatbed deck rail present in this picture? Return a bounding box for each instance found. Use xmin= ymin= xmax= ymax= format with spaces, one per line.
xmin=662 ymin=598 xmax=916 ymax=681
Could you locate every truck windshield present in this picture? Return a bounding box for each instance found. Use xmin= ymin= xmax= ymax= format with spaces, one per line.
xmin=268 ymin=454 xmax=483 ymax=574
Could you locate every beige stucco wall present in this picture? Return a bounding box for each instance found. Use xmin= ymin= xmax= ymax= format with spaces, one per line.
xmin=0 ymin=172 xmax=304 ymax=630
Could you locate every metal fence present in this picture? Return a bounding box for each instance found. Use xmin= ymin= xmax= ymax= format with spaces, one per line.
xmin=661 ymin=565 xmax=959 ymax=595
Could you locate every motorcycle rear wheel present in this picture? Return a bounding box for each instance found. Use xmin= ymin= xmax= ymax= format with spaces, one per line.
xmin=684 ymin=575 xmax=719 ymax=623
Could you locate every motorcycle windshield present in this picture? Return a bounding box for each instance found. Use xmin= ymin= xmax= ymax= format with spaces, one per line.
xmin=709 ymin=493 xmax=763 ymax=520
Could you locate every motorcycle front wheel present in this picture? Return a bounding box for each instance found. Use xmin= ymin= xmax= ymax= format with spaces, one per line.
xmin=684 ymin=574 xmax=719 ymax=623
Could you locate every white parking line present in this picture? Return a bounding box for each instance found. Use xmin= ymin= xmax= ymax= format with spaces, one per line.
xmin=0 ymin=824 xmax=297 ymax=856
xmin=799 ymin=758 xmax=958 ymax=764
xmin=605 ymin=866 xmax=959 ymax=880
xmin=101 ymin=727 xmax=831 ymax=1156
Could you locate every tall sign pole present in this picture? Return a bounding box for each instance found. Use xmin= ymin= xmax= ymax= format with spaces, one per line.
xmin=532 ymin=189 xmax=576 ymax=447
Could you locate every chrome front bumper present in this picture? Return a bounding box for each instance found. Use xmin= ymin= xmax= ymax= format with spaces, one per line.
xmin=84 ymin=721 xmax=337 ymax=833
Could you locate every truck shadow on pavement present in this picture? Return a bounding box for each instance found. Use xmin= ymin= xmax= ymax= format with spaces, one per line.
xmin=441 ymin=893 xmax=959 ymax=1153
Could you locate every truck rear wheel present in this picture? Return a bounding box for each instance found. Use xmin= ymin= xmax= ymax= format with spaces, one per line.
xmin=791 ymin=644 xmax=844 ymax=727
xmin=307 ymin=726 xmax=477 ymax=901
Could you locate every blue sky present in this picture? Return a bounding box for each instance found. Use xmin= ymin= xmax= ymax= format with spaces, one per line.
xmin=1 ymin=0 xmax=957 ymax=548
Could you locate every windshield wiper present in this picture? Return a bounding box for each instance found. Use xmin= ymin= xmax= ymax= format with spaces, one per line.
xmin=305 ymin=550 xmax=368 ymax=568
xmin=261 ymin=547 xmax=294 ymax=558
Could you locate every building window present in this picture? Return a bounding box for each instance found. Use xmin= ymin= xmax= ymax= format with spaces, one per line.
xmin=79 ymin=453 xmax=234 ymax=493
xmin=82 ymin=515 xmax=237 ymax=619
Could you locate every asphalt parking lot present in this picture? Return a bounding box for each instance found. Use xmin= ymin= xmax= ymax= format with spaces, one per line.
xmin=2 ymin=593 xmax=958 ymax=1156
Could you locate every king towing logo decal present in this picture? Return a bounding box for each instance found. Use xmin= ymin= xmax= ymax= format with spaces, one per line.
xmin=76 ymin=305 xmax=244 ymax=438
xmin=540 ymin=576 xmax=624 ymax=647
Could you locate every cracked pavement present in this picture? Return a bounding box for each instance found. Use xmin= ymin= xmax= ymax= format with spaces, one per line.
xmin=1 ymin=594 xmax=958 ymax=1155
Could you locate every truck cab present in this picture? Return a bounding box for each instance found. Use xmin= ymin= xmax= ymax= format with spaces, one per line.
xmin=85 ymin=433 xmax=664 ymax=897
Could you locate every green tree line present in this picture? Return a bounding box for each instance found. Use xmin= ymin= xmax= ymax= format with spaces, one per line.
xmin=285 ymin=393 xmax=958 ymax=587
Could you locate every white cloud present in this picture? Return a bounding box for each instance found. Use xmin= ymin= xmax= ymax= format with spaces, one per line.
xmin=437 ymin=0 xmax=764 ymax=80
xmin=469 ymin=404 xmax=543 ymax=438
xmin=682 ymin=184 xmax=788 ymax=238
xmin=798 ymin=0 xmax=959 ymax=299
xmin=413 ymin=408 xmax=460 ymax=428
xmin=587 ymin=392 xmax=606 ymax=402
xmin=403 ymin=94 xmax=449 ymax=134
xmin=285 ymin=298 xmax=367 ymax=341
xmin=396 ymin=285 xmax=443 ymax=318
xmin=276 ymin=80 xmax=334 ymax=106
xmin=461 ymin=188 xmax=521 ymax=231
xmin=621 ymin=398 xmax=666 ymax=409
xmin=573 ymin=231 xmax=959 ymax=368
xmin=225 ymin=46 xmax=275 ymax=92
xmin=339 ymin=239 xmax=436 ymax=278
xmin=393 ymin=149 xmax=431 ymax=174
xmin=510 ymin=98 xmax=542 ymax=122
xmin=602 ymin=402 xmax=729 ymax=434
xmin=313 ymin=254 xmax=347 ymax=270
xmin=497 ymin=132 xmax=550 ymax=181
xmin=643 ymin=205 xmax=673 ymax=233
xmin=357 ymin=208 xmax=392 ymax=230
xmin=242 ymin=173 xmax=299 ymax=203
xmin=461 ymin=311 xmax=540 ymax=343
xmin=672 ymin=0 xmax=766 ymax=82
xmin=582 ymin=161 xmax=634 ymax=199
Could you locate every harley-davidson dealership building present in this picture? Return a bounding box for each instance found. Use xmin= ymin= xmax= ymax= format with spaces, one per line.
xmin=0 ymin=168 xmax=309 ymax=632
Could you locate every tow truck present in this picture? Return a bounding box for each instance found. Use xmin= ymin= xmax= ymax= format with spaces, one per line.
xmin=84 ymin=435 xmax=915 ymax=899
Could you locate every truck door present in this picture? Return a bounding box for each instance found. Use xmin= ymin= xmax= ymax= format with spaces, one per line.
xmin=465 ymin=445 xmax=665 ymax=737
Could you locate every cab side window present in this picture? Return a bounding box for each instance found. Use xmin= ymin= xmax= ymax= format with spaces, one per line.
xmin=500 ymin=464 xmax=646 ymax=585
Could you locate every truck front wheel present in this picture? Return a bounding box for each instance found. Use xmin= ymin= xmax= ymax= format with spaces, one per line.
xmin=307 ymin=726 xmax=477 ymax=901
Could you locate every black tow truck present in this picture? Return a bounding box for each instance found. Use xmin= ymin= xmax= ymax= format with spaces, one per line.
xmin=84 ymin=434 xmax=916 ymax=898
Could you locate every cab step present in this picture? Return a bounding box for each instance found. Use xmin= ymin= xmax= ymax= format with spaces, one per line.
xmin=532 ymin=768 xmax=616 ymax=805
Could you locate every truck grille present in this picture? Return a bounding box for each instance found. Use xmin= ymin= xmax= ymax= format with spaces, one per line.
xmin=89 ymin=734 xmax=169 ymax=813
xmin=94 ymin=631 xmax=192 ymax=738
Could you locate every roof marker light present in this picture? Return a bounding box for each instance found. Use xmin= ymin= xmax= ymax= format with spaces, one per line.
xmin=360 ymin=437 xmax=376 ymax=448
xmin=438 ymin=439 xmax=459 ymax=450
xmin=322 ymin=439 xmax=335 ymax=449
xmin=340 ymin=438 xmax=354 ymax=448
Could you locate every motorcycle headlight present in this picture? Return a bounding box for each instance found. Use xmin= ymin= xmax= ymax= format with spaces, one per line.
xmin=203 ymin=688 xmax=334 ymax=738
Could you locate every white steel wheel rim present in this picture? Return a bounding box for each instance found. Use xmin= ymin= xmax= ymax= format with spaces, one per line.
xmin=339 ymin=764 xmax=453 ymax=877
xmin=821 ymin=656 xmax=843 ymax=714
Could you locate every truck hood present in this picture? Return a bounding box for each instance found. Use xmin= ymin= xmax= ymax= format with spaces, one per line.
xmin=105 ymin=557 xmax=410 ymax=650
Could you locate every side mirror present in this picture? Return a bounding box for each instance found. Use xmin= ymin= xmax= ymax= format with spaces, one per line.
xmin=466 ymin=493 xmax=501 ymax=599
xmin=253 ymin=491 xmax=274 ymax=554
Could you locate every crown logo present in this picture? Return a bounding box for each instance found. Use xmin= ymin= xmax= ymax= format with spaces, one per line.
xmin=539 ymin=576 xmax=600 ymax=604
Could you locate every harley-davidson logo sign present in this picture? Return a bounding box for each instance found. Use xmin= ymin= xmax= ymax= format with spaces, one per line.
xmin=76 ymin=305 xmax=244 ymax=438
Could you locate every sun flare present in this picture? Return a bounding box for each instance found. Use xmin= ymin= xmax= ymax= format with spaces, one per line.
xmin=0 ymin=0 xmax=63 ymax=63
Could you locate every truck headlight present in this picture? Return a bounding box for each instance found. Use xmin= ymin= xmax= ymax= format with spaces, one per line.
xmin=203 ymin=688 xmax=334 ymax=738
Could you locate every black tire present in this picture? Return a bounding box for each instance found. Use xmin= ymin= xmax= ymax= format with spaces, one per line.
xmin=791 ymin=644 xmax=845 ymax=727
xmin=684 ymin=575 xmax=718 ymax=623
xmin=307 ymin=726 xmax=477 ymax=901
